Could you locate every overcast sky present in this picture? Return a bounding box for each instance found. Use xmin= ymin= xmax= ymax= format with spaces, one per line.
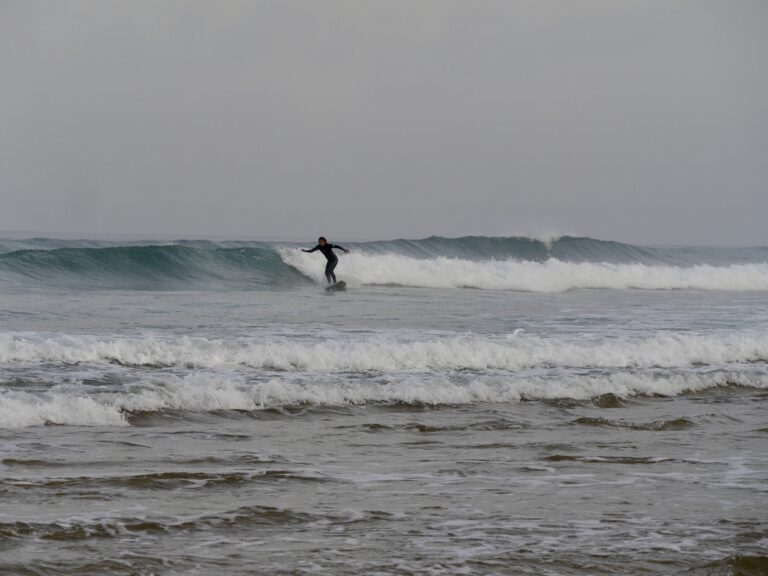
xmin=1 ymin=1 xmax=766 ymax=245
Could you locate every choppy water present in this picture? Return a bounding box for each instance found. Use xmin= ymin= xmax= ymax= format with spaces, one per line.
xmin=1 ymin=236 xmax=767 ymax=575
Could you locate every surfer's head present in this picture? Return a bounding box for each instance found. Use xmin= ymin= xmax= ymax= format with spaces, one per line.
xmin=318 ymin=237 xmax=327 ymax=246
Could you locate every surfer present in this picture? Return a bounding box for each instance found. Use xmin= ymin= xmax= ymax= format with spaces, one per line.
xmin=302 ymin=237 xmax=349 ymax=285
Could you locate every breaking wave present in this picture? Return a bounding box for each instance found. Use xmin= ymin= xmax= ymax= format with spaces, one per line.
xmin=1 ymin=235 xmax=766 ymax=292
xmin=2 ymin=369 xmax=766 ymax=428
xmin=3 ymin=331 xmax=767 ymax=371
xmin=2 ymin=331 xmax=766 ymax=427
xmin=282 ymin=251 xmax=768 ymax=292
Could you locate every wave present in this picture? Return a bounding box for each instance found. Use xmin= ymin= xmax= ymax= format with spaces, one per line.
xmin=0 ymin=242 xmax=308 ymax=290
xmin=1 ymin=235 xmax=767 ymax=291
xmin=0 ymin=505 xmax=318 ymax=539
xmin=286 ymin=235 xmax=768 ymax=266
xmin=2 ymin=330 xmax=767 ymax=427
xmin=3 ymin=331 xmax=767 ymax=371
xmin=2 ymin=369 xmax=766 ymax=428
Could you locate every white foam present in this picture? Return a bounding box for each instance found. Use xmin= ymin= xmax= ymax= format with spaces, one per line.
xmin=2 ymin=331 xmax=766 ymax=372
xmin=279 ymin=249 xmax=768 ymax=292
xmin=0 ymin=390 xmax=129 ymax=427
xmin=2 ymin=369 xmax=766 ymax=428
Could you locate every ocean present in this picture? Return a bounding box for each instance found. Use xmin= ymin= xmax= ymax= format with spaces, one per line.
xmin=1 ymin=235 xmax=766 ymax=575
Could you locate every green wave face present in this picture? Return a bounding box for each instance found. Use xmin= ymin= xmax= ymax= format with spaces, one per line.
xmin=0 ymin=244 xmax=311 ymax=290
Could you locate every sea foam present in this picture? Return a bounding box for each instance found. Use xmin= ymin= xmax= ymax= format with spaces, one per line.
xmin=280 ymin=250 xmax=768 ymax=292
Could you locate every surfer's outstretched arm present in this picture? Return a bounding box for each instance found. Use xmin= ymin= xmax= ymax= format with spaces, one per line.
xmin=302 ymin=245 xmax=320 ymax=253
xmin=332 ymin=245 xmax=349 ymax=253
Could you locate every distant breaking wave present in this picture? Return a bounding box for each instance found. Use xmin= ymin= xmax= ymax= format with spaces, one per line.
xmin=1 ymin=236 xmax=767 ymax=292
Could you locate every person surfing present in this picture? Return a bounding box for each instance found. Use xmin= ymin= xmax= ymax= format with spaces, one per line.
xmin=302 ymin=237 xmax=349 ymax=286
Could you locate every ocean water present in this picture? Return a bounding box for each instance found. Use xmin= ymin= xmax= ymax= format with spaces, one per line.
xmin=1 ymin=236 xmax=767 ymax=575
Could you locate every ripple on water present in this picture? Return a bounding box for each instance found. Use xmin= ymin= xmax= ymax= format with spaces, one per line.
xmin=571 ymin=416 xmax=695 ymax=431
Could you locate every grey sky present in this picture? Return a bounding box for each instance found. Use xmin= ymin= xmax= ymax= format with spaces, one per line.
xmin=1 ymin=1 xmax=766 ymax=244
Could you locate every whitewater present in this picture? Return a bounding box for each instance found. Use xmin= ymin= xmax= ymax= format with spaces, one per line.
xmin=282 ymin=250 xmax=768 ymax=292
xmin=3 ymin=330 xmax=768 ymax=373
xmin=2 ymin=235 xmax=767 ymax=576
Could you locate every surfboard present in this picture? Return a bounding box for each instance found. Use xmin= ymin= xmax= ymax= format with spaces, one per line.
xmin=326 ymin=280 xmax=347 ymax=292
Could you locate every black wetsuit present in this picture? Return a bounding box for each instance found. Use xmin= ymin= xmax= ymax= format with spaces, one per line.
xmin=306 ymin=244 xmax=346 ymax=284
